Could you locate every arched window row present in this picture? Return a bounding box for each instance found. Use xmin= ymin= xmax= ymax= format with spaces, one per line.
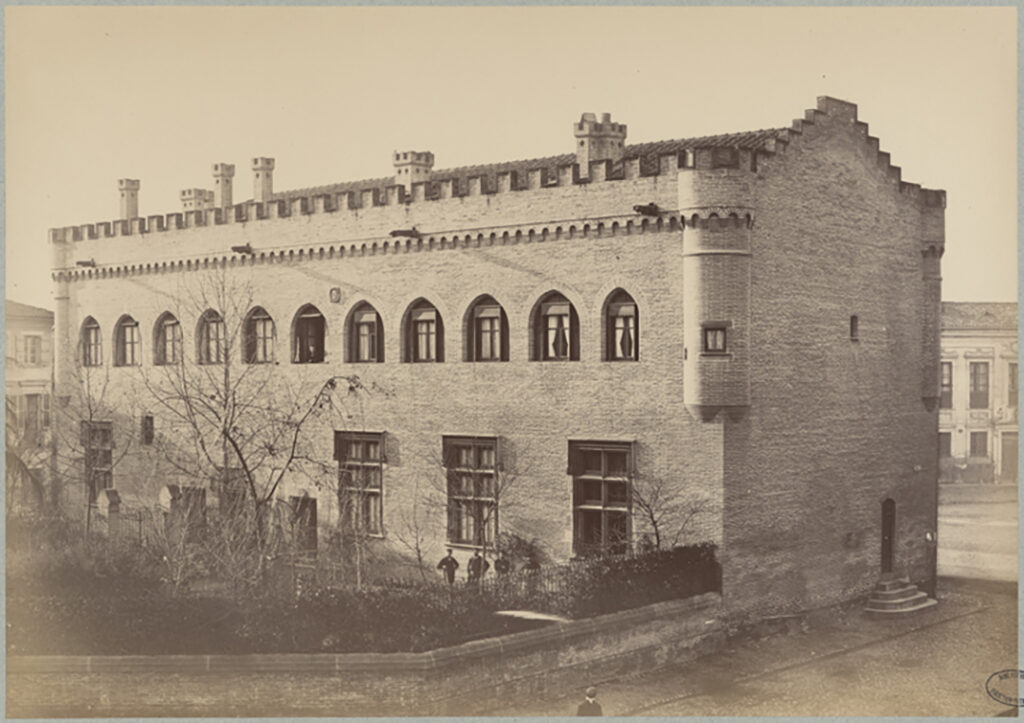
xmin=77 ymin=290 xmax=639 ymax=368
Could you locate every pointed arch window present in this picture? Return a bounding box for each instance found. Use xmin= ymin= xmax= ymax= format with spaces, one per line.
xmin=604 ymin=290 xmax=638 ymax=361
xmin=293 ymin=304 xmax=325 ymax=364
xmin=466 ymin=295 xmax=509 ymax=362
xmin=347 ymin=302 xmax=384 ymax=363
xmin=244 ymin=307 xmax=275 ymax=364
xmin=114 ymin=315 xmax=140 ymax=366
xmin=81 ymin=317 xmax=102 ymax=367
xmin=404 ymin=299 xmax=444 ymax=363
xmin=197 ymin=310 xmax=226 ymax=365
xmin=154 ymin=313 xmax=182 ymax=366
xmin=532 ymin=292 xmax=579 ymax=361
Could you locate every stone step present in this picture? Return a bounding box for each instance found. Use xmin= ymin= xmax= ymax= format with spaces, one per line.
xmin=865 ymin=597 xmax=938 ymax=615
xmin=870 ymin=585 xmax=919 ymax=600
xmin=865 ymin=591 xmax=929 ymax=611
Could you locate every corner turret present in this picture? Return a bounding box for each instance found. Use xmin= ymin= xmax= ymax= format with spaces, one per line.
xmin=252 ymin=157 xmax=275 ymax=202
xmin=118 ymin=178 xmax=140 ymax=220
xmin=212 ymin=163 xmax=235 ymax=208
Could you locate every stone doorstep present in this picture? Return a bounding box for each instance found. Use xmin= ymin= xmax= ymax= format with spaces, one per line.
xmin=876 ymin=576 xmax=912 ymax=592
xmin=864 ymin=598 xmax=939 ymax=615
xmin=870 ymin=585 xmax=920 ymax=600
xmin=865 ymin=592 xmax=930 ymax=611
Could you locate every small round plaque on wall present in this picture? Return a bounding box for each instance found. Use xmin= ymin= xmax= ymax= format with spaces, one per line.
xmin=329 ymin=287 xmax=341 ymax=303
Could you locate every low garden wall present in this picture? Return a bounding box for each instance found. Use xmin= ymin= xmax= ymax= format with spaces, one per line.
xmin=7 ymin=592 xmax=722 ymax=716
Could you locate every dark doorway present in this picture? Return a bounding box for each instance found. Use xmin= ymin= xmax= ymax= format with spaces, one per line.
xmin=881 ymin=498 xmax=895 ymax=574
xmin=1001 ymin=432 xmax=1018 ymax=482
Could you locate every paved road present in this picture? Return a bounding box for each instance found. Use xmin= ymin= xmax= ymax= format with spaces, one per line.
xmin=938 ymin=498 xmax=1018 ymax=582
xmin=497 ymin=580 xmax=1017 ymax=718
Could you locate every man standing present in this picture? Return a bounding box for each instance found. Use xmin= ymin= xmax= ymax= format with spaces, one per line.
xmin=577 ymin=686 xmax=602 ymax=716
xmin=437 ymin=549 xmax=459 ymax=585
xmin=467 ymin=550 xmax=489 ymax=582
xmin=494 ymin=551 xmax=511 ymax=576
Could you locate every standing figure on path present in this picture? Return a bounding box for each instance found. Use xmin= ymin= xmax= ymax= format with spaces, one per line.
xmin=577 ymin=686 xmax=602 ymax=716
xmin=494 ymin=551 xmax=511 ymax=576
xmin=467 ymin=550 xmax=489 ymax=582
xmin=437 ymin=549 xmax=459 ymax=585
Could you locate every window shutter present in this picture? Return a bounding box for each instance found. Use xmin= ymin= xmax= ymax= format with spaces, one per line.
xmin=42 ymin=394 xmax=51 ymax=428
xmin=494 ymin=435 xmax=504 ymax=473
xmin=442 ymin=436 xmax=455 ymax=468
xmin=333 ymin=431 xmax=348 ymax=462
xmin=628 ymin=440 xmax=638 ymax=478
xmin=436 ymin=313 xmax=445 ymax=363
xmin=15 ymin=335 xmax=25 ymax=364
xmin=379 ymin=430 xmax=388 ymax=464
xmin=567 ymin=441 xmax=583 ymax=476
xmin=500 ymin=310 xmax=510 ymax=361
xmin=569 ymin=306 xmax=580 ymax=361
xmin=375 ymin=315 xmax=385 ymax=363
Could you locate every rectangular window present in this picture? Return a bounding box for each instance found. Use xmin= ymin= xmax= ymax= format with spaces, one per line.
xmin=569 ymin=440 xmax=633 ymax=557
xmin=938 ymin=432 xmax=951 ymax=458
xmin=1009 ymin=363 xmax=1018 ymax=408
xmin=335 ymin=431 xmax=384 ymax=536
xmin=84 ymin=325 xmax=102 ymax=366
xmin=969 ymin=362 xmax=989 ymax=409
xmin=970 ymin=431 xmax=988 ymax=458
xmin=939 ymin=362 xmax=953 ymax=409
xmin=415 ymin=319 xmax=436 ymax=361
xmin=443 ymin=436 xmax=498 ymax=548
xmin=21 ymin=394 xmax=51 ymax=433
xmin=200 ymin=318 xmax=225 ymax=364
xmin=141 ymin=415 xmax=154 ymax=445
xmin=81 ymin=420 xmax=114 ymax=502
xmin=24 ymin=336 xmax=42 ymax=365
xmin=248 ymin=316 xmax=274 ymax=363
xmin=702 ymin=325 xmax=727 ymax=354
xmin=357 ymin=320 xmax=377 ymax=362
xmin=609 ymin=303 xmax=637 ymax=361
xmin=294 ymin=313 xmax=325 ymax=363
xmin=118 ymin=322 xmax=140 ymax=366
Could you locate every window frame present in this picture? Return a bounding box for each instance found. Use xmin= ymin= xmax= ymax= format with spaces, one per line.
xmin=468 ymin=300 xmax=509 ymax=362
xmin=349 ymin=305 xmax=385 ymax=363
xmin=702 ymin=323 xmax=728 ymax=355
xmin=244 ymin=307 xmax=276 ymax=364
xmin=81 ymin=420 xmax=114 ymax=502
xmin=404 ymin=301 xmax=444 ymax=363
xmin=334 ymin=431 xmax=385 ymax=537
xmin=24 ymin=335 xmax=42 ymax=366
xmin=197 ymin=310 xmax=226 ymax=365
xmin=534 ymin=292 xmax=579 ymax=362
xmin=114 ymin=316 xmax=141 ymax=367
xmin=605 ymin=291 xmax=638 ymax=362
xmin=155 ymin=314 xmax=182 ymax=366
xmin=568 ymin=440 xmax=634 ymax=557
xmin=938 ymin=431 xmax=952 ymax=459
xmin=969 ymin=361 xmax=989 ymax=410
xmin=939 ymin=361 xmax=953 ymax=409
xmin=293 ymin=305 xmax=326 ymax=364
xmin=443 ymin=436 xmax=499 ymax=549
xmin=81 ymin=318 xmax=102 ymax=367
xmin=969 ymin=430 xmax=988 ymax=458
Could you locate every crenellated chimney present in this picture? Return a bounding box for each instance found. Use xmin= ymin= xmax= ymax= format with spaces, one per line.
xmin=393 ymin=150 xmax=434 ymax=192
xmin=574 ymin=113 xmax=627 ymax=178
xmin=212 ymin=163 xmax=235 ymax=208
xmin=252 ymin=157 xmax=275 ymax=202
xmin=180 ymin=188 xmax=214 ymax=212
xmin=118 ymin=179 xmax=140 ymax=220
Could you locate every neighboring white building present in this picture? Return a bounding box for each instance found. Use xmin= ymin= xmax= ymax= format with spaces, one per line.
xmin=6 ymin=299 xmax=55 ymax=509
xmin=939 ymin=302 xmax=1018 ymax=484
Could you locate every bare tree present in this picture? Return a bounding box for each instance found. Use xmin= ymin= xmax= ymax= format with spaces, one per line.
xmin=630 ymin=470 xmax=711 ymax=550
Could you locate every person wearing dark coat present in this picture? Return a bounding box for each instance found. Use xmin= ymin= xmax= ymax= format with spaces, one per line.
xmin=466 ymin=551 xmax=490 ymax=582
xmin=493 ymin=552 xmax=511 ymax=576
xmin=437 ymin=549 xmax=459 ymax=585
xmin=577 ymin=686 xmax=602 ymax=716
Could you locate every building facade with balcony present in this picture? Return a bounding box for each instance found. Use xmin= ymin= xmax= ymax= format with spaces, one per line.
xmin=49 ymin=97 xmax=945 ymax=616
xmin=939 ymin=302 xmax=1018 ymax=484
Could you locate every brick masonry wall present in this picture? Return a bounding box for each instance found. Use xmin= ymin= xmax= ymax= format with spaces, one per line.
xmin=719 ymin=104 xmax=940 ymax=617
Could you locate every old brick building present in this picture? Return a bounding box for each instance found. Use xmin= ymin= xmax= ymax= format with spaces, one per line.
xmin=49 ymin=97 xmax=945 ymax=615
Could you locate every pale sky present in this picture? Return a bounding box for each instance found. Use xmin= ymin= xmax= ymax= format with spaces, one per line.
xmin=4 ymin=6 xmax=1018 ymax=310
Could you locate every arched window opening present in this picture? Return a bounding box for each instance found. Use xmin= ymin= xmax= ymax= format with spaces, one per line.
xmin=81 ymin=317 xmax=102 ymax=367
xmin=404 ymin=299 xmax=444 ymax=363
xmin=154 ymin=313 xmax=182 ymax=366
xmin=293 ymin=305 xmax=326 ymax=364
xmin=347 ymin=302 xmax=384 ymax=363
xmin=532 ymin=292 xmax=579 ymax=362
xmin=604 ymin=290 xmax=638 ymax=361
xmin=244 ymin=307 xmax=275 ymax=364
xmin=197 ymin=310 xmax=226 ymax=365
xmin=114 ymin=315 xmax=140 ymax=367
xmin=466 ymin=295 xmax=509 ymax=362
